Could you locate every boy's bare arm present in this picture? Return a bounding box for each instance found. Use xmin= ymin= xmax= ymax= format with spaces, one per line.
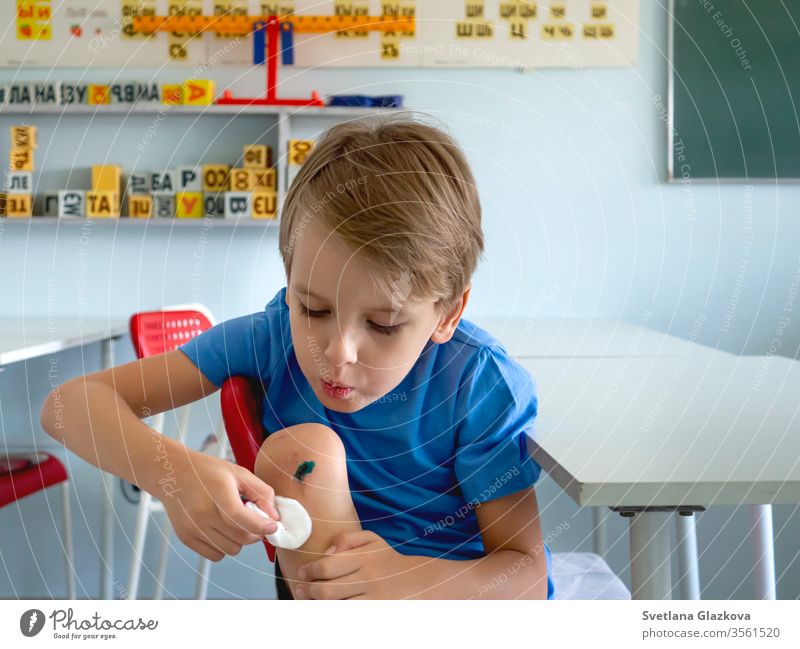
xmin=39 ymin=349 xmax=217 ymax=493
xmin=423 ymin=485 xmax=550 ymax=599
xmin=39 ymin=349 xmax=281 ymax=561
xmin=303 ymin=485 xmax=550 ymax=599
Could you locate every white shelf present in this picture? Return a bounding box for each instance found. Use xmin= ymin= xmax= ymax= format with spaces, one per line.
xmin=0 ymin=216 xmax=279 ymax=227
xmin=0 ymin=102 xmax=405 ymax=223
xmin=0 ymin=104 xmax=402 ymax=117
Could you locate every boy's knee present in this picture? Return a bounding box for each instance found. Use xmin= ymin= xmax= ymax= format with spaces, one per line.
xmin=255 ymin=423 xmax=348 ymax=489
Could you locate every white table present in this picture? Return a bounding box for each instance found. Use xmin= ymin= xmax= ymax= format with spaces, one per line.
xmin=518 ymin=353 xmax=799 ymax=599
xmin=474 ymin=317 xmax=721 ymax=599
xmin=0 ymin=318 xmax=127 ymax=600
xmin=473 ymin=318 xmax=718 ymax=358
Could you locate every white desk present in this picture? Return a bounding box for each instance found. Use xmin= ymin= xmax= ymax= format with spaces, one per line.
xmin=519 ymin=353 xmax=800 ymax=599
xmin=474 ymin=317 xmax=723 ymax=599
xmin=472 ymin=318 xmax=718 ymax=358
xmin=0 ymin=318 xmax=127 ymax=600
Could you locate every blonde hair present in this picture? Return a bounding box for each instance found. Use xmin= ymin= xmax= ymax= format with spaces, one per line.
xmin=279 ymin=114 xmax=484 ymax=317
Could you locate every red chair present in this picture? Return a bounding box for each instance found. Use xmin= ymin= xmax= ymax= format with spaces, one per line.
xmin=129 ymin=304 xmax=215 ymax=358
xmin=0 ymin=451 xmax=75 ymax=599
xmin=127 ymin=304 xmax=224 ymax=600
xmin=219 ymin=377 xmax=277 ymax=563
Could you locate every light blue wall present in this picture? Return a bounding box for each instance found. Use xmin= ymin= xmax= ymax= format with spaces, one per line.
xmin=1 ymin=1 xmax=798 ymax=599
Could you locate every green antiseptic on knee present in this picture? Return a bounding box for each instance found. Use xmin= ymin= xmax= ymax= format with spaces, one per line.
xmin=293 ymin=460 xmax=316 ymax=482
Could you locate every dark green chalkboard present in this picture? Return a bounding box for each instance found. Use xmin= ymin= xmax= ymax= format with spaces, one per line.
xmin=670 ymin=0 xmax=800 ymax=180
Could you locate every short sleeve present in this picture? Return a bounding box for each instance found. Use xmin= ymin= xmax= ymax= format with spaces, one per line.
xmin=453 ymin=346 xmax=542 ymax=505
xmin=177 ymin=312 xmax=271 ymax=388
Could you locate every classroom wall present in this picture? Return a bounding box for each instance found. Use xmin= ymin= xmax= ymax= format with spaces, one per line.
xmin=1 ymin=1 xmax=798 ymax=599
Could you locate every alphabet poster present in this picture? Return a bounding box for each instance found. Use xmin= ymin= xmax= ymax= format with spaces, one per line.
xmin=3 ymin=1 xmax=638 ymax=68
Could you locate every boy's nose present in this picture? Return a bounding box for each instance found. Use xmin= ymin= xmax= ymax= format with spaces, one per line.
xmin=324 ymin=329 xmax=358 ymax=367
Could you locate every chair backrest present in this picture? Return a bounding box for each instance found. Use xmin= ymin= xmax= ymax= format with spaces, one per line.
xmin=129 ymin=304 xmax=215 ymax=359
xmin=220 ymin=376 xmax=276 ymax=563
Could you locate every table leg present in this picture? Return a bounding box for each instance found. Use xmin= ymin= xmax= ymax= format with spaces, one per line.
xmin=675 ymin=513 xmax=700 ymax=599
xmin=629 ymin=511 xmax=672 ymax=599
xmin=592 ymin=506 xmax=607 ymax=555
xmin=100 ymin=337 xmax=115 ymax=600
xmin=749 ymin=504 xmax=776 ymax=600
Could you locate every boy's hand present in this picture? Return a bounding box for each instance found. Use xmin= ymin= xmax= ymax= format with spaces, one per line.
xmin=156 ymin=449 xmax=281 ymax=562
xmin=295 ymin=530 xmax=425 ymax=599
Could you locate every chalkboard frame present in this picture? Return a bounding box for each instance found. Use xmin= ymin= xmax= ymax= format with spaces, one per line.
xmin=667 ymin=0 xmax=800 ymax=184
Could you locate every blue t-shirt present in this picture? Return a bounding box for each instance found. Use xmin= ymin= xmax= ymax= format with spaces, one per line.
xmin=178 ymin=286 xmax=554 ymax=599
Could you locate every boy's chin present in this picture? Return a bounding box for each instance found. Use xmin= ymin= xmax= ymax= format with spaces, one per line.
xmin=319 ymin=389 xmax=373 ymax=412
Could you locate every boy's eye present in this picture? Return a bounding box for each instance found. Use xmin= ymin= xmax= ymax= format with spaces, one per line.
xmin=298 ymin=303 xmax=402 ymax=336
xmin=369 ymin=321 xmax=401 ymax=336
xmin=298 ymin=303 xmax=327 ymax=318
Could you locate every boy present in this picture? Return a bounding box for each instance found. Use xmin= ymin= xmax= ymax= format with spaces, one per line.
xmin=41 ymin=116 xmax=553 ymax=600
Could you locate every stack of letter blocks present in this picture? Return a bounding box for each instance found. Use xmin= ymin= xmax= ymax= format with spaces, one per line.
xmin=127 ymin=144 xmax=277 ymax=219
xmin=39 ymin=165 xmax=122 ymax=218
xmin=2 ymin=126 xmax=37 ymax=217
xmin=43 ymin=147 xmax=276 ymax=220
xmin=1 ymin=131 xmax=312 ymax=220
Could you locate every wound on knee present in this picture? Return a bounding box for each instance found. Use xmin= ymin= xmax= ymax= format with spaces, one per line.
xmin=293 ymin=460 xmax=315 ymax=482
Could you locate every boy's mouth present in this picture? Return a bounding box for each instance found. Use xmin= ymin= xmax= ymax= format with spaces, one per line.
xmin=321 ymin=379 xmax=352 ymax=399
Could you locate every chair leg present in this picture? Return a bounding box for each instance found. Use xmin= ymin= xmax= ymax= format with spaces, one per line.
xmin=215 ymin=415 xmax=228 ymax=459
xmin=153 ymin=514 xmax=170 ymax=600
xmin=194 ymin=416 xmax=228 ymax=599
xmin=126 ymin=490 xmax=152 ymax=600
xmin=194 ymin=557 xmax=212 ymax=600
xmin=191 ymin=414 xmax=225 ymax=600
xmin=61 ymin=481 xmax=76 ymax=600
xmin=175 ymin=405 xmax=191 ymax=447
xmin=100 ymin=470 xmax=115 ymax=600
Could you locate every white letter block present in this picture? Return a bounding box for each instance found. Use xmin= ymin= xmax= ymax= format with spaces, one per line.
xmin=7 ymin=171 xmax=32 ymax=194
xmin=224 ymin=192 xmax=251 ymax=218
xmin=58 ymin=190 xmax=85 ymax=217
xmin=129 ymin=173 xmax=150 ymax=194
xmin=151 ymin=170 xmax=176 ymax=194
xmin=153 ymin=194 xmax=175 ymax=218
xmin=177 ymin=166 xmax=201 ymax=191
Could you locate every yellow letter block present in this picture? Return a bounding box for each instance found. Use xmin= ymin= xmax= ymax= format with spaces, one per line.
xmin=88 ymin=85 xmax=111 ymax=105
xmin=252 ymin=168 xmax=276 ymax=190
xmin=161 ymin=84 xmax=183 ymax=105
xmin=9 ymin=147 xmax=34 ymax=171
xmin=87 ymin=191 xmax=120 ymax=217
xmin=129 ymin=195 xmax=152 ymax=219
xmin=243 ymin=144 xmax=271 ymax=169
xmin=6 ymin=194 xmax=32 ymax=217
xmin=92 ymin=165 xmax=121 ymax=192
xmin=176 ymin=192 xmax=203 ymax=218
xmin=252 ymin=190 xmax=277 ymax=219
xmin=182 ymin=79 xmax=215 ymax=105
xmin=11 ymin=126 xmax=37 ymax=149
xmin=230 ymin=168 xmax=254 ymax=191
xmin=202 ymin=165 xmax=230 ymax=191
xmin=288 ymin=139 xmax=315 ymax=166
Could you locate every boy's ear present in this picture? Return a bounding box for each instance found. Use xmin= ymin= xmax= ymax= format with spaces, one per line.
xmin=431 ymin=286 xmax=471 ymax=344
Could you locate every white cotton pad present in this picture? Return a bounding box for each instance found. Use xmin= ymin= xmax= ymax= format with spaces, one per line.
xmin=246 ymin=497 xmax=313 ymax=550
